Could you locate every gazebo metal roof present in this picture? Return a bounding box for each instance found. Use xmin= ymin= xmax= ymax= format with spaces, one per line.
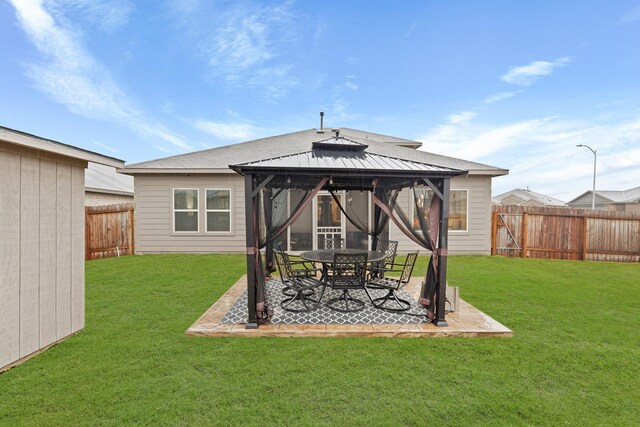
xmin=230 ymin=135 xmax=466 ymax=179
xmin=234 ymin=133 xmax=463 ymax=329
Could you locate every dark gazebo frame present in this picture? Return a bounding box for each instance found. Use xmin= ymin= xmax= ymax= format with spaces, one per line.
xmin=231 ymin=137 xmax=466 ymax=328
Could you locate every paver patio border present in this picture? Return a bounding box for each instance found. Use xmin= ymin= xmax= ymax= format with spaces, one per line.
xmin=186 ymin=275 xmax=513 ymax=338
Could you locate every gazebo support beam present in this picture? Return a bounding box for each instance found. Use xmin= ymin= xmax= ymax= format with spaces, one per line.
xmin=371 ymin=203 xmax=382 ymax=251
xmin=244 ymin=173 xmax=258 ymax=329
xmin=434 ymin=178 xmax=450 ymax=327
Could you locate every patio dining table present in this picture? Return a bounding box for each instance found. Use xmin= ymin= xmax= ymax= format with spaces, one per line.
xmin=299 ymin=248 xmax=385 ymax=283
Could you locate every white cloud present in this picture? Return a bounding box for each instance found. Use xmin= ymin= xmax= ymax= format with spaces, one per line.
xmin=333 ymin=100 xmax=347 ymax=119
xmin=91 ymin=140 xmax=119 ymax=154
xmin=193 ymin=120 xmax=259 ymax=140
xmin=179 ymin=1 xmax=298 ymax=101
xmin=618 ymin=5 xmax=640 ymax=25
xmin=447 ymin=111 xmax=476 ymax=124
xmin=9 ymin=0 xmax=190 ymax=151
xmin=345 ymin=81 xmax=358 ymax=91
xmin=484 ymin=91 xmax=521 ymax=104
xmin=418 ymin=114 xmax=640 ymax=199
xmin=49 ymin=0 xmax=134 ymax=32
xmin=502 ymin=57 xmax=571 ymax=86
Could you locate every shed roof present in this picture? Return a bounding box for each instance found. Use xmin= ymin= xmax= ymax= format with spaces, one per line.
xmin=0 ymin=126 xmax=124 ymax=168
xmin=122 ymin=128 xmax=508 ymax=177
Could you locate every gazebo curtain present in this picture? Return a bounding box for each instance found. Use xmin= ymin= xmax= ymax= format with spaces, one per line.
xmin=371 ymin=180 xmax=442 ymax=320
xmin=327 ymin=189 xmax=392 ymax=238
xmin=250 ymin=174 xmax=444 ymax=322
xmin=253 ymin=176 xmax=329 ymax=322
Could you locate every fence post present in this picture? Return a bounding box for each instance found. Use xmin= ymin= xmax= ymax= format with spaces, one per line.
xmin=85 ymin=206 xmax=91 ymax=261
xmin=127 ymin=208 xmax=134 ymax=255
xmin=522 ymin=212 xmax=528 ymax=258
xmin=491 ymin=210 xmax=498 ymax=256
xmin=582 ymin=216 xmax=588 ymax=261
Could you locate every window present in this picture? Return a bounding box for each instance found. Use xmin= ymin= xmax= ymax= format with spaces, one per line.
xmin=412 ymin=189 xmax=468 ymax=232
xmin=448 ymin=190 xmax=468 ymax=231
xmin=174 ymin=189 xmax=199 ymax=232
xmin=206 ymin=189 xmax=231 ymax=232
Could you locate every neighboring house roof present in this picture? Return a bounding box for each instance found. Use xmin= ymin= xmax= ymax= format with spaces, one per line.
xmin=122 ymin=128 xmax=508 ymax=177
xmin=568 ymin=186 xmax=640 ymax=205
xmin=492 ymin=188 xmax=566 ymax=206
xmin=85 ymin=162 xmax=134 ymax=196
xmin=0 ymin=125 xmax=123 ymax=167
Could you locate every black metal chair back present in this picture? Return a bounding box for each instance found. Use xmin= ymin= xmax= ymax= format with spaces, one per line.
xmin=367 ymin=251 xmax=419 ymax=312
xmin=371 ymin=239 xmax=398 ymax=277
xmin=325 ymin=252 xmax=370 ymax=312
xmin=399 ymin=251 xmax=419 ymax=284
xmin=378 ymin=240 xmax=398 ymax=265
xmin=274 ymin=250 xmax=324 ymax=312
xmin=329 ymin=252 xmax=368 ymax=290
xmin=274 ymin=250 xmax=294 ymax=282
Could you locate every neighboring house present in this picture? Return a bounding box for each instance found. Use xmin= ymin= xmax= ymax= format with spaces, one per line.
xmin=85 ymin=162 xmax=134 ymax=206
xmin=0 ymin=126 xmax=123 ymax=371
xmin=121 ymin=128 xmax=508 ymax=255
xmin=492 ymin=188 xmax=566 ymax=207
xmin=568 ymin=186 xmax=640 ymax=212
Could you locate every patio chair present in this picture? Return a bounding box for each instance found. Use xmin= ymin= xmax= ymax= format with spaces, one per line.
xmin=325 ymin=252 xmax=372 ymax=313
xmin=274 ymin=250 xmax=325 ymax=313
xmin=367 ymin=251 xmax=419 ymax=312
xmin=369 ymin=239 xmax=398 ymax=279
xmin=274 ymin=243 xmax=320 ymax=297
xmin=323 ymin=237 xmax=344 ymax=249
xmin=275 ymin=242 xmax=320 ymax=279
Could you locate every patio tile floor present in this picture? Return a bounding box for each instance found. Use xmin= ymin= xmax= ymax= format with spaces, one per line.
xmin=186 ymin=275 xmax=513 ymax=338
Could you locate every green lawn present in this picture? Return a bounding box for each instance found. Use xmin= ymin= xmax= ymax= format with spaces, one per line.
xmin=1 ymin=255 xmax=639 ymax=426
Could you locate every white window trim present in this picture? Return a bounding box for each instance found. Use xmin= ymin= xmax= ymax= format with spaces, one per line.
xmin=172 ymin=188 xmax=199 ymax=233
xmin=205 ymin=188 xmax=233 ymax=234
xmin=410 ymin=188 xmax=469 ymax=233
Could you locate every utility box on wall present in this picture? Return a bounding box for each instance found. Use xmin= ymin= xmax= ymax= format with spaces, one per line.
xmin=446 ymin=286 xmax=460 ymax=313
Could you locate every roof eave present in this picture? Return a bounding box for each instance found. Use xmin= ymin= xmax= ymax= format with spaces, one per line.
xmin=85 ymin=187 xmax=134 ymax=196
xmin=466 ymin=168 xmax=509 ymax=177
xmin=229 ymin=165 xmax=467 ymax=178
xmin=119 ymin=167 xmax=232 ymax=175
xmin=1 ymin=126 xmax=124 ymax=168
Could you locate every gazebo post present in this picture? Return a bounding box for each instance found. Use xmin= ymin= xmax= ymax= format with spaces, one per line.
xmin=244 ymin=173 xmax=258 ymax=329
xmin=371 ymin=203 xmax=382 ymax=251
xmin=434 ymin=178 xmax=450 ymax=327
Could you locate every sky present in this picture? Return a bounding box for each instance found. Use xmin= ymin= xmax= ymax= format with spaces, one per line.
xmin=1 ymin=0 xmax=639 ymax=200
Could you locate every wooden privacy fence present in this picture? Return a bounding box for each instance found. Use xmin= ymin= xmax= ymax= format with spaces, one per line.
xmin=85 ymin=203 xmax=134 ymax=260
xmin=492 ymin=205 xmax=640 ymax=262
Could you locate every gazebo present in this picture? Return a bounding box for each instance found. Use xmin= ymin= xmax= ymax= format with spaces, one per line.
xmin=230 ymin=134 xmax=466 ymax=328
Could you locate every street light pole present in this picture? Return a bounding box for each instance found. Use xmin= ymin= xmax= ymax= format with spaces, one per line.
xmin=576 ymin=144 xmax=597 ymax=210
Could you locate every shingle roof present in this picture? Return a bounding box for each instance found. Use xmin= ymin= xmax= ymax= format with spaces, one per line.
xmin=85 ymin=162 xmax=134 ymax=195
xmin=598 ymin=186 xmax=640 ymax=203
xmin=122 ymin=128 xmax=507 ymax=176
xmin=568 ymin=186 xmax=640 ymax=204
xmin=492 ymin=188 xmax=566 ymax=206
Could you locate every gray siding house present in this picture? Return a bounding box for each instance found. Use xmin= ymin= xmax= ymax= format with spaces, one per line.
xmin=0 ymin=126 xmax=123 ymax=371
xmin=122 ymin=128 xmax=508 ymax=255
xmin=492 ymin=188 xmax=567 ymax=207
xmin=568 ymin=186 xmax=640 ymax=212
